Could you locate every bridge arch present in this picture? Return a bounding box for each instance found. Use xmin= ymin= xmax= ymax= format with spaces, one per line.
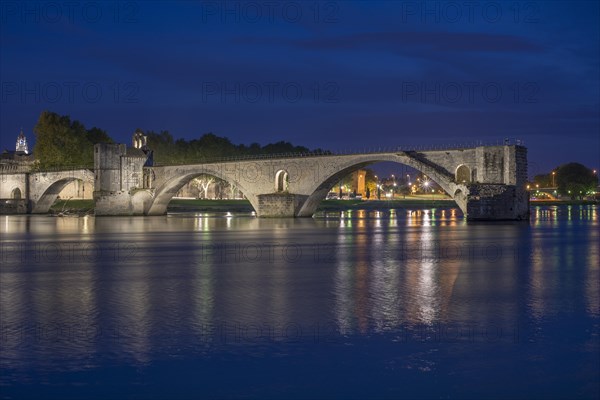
xmin=31 ymin=177 xmax=86 ymax=213
xmin=295 ymin=153 xmax=465 ymax=217
xmin=146 ymin=166 xmax=259 ymax=215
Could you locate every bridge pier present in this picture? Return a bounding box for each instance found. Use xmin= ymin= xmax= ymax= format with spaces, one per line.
xmin=93 ymin=143 xmax=154 ymax=216
xmin=256 ymin=193 xmax=307 ymax=217
xmin=466 ymin=184 xmax=530 ymax=220
xmin=94 ymin=191 xmax=135 ymax=215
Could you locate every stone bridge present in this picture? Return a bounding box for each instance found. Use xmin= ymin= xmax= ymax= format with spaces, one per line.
xmin=93 ymin=143 xmax=529 ymax=220
xmin=0 ymin=143 xmax=529 ymax=220
xmin=0 ymin=168 xmax=94 ymax=213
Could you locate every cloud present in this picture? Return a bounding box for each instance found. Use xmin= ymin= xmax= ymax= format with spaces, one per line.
xmin=287 ymin=31 xmax=544 ymax=53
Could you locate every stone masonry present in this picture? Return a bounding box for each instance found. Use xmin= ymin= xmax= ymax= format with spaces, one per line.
xmin=1 ymin=143 xmax=529 ymax=220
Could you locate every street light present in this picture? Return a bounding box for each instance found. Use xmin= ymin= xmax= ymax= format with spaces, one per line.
xmin=552 ymin=171 xmax=556 ymax=187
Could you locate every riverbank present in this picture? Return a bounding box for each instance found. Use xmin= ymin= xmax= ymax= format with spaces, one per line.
xmin=48 ymin=198 xmax=597 ymax=214
xmin=529 ymin=199 xmax=598 ymax=206
xmin=316 ymin=199 xmax=457 ymax=210
xmin=49 ymin=199 xmax=95 ymax=215
xmin=168 ymin=199 xmax=255 ymax=212
xmin=162 ymin=198 xmax=461 ymax=212
xmin=48 ymin=198 xmax=457 ymax=214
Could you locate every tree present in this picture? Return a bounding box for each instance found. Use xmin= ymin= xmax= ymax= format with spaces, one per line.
xmin=229 ymin=183 xmax=239 ymax=199
xmin=533 ymin=173 xmax=552 ymax=187
xmin=33 ymin=111 xmax=113 ymax=168
xmin=261 ymin=141 xmax=309 ymax=154
xmin=555 ymin=162 xmax=598 ymax=199
xmin=364 ymin=168 xmax=378 ymax=195
xmin=87 ymin=127 xmax=113 ymax=145
xmin=34 ymin=111 xmax=87 ymax=167
xmin=191 ymin=176 xmax=215 ymax=199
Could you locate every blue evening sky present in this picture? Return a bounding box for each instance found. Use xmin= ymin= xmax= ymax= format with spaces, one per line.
xmin=1 ymin=1 xmax=598 ymax=175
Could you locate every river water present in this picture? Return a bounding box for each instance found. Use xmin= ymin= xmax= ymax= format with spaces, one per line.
xmin=1 ymin=205 xmax=598 ymax=399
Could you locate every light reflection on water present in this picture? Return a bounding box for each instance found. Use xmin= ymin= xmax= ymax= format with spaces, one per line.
xmin=0 ymin=204 xmax=598 ymax=398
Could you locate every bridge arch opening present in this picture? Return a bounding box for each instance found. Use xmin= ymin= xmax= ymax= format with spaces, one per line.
xmin=33 ymin=177 xmax=87 ymax=213
xmin=455 ymin=165 xmax=471 ymax=184
xmin=147 ymin=171 xmax=258 ymax=216
xmin=11 ymin=187 xmax=21 ymax=199
xmin=295 ymin=156 xmax=464 ymax=217
xmin=184 ymin=174 xmax=246 ymax=200
xmin=275 ymin=170 xmax=289 ymax=192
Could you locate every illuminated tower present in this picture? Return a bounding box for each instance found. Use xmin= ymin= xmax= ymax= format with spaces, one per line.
xmin=15 ymin=129 xmax=29 ymax=154
xmin=132 ymin=129 xmax=147 ymax=150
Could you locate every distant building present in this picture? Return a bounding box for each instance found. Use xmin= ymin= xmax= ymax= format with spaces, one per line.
xmin=350 ymin=169 xmax=366 ymax=196
xmin=1 ymin=129 xmax=35 ymax=170
xmin=16 ymin=129 xmax=29 ymax=154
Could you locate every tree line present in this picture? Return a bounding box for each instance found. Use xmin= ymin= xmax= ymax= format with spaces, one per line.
xmin=143 ymin=130 xmax=328 ymax=164
xmin=32 ymin=111 xmax=328 ymax=167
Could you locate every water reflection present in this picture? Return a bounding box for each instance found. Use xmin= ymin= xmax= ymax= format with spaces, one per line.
xmin=1 ymin=205 xmax=598 ymax=396
xmin=528 ymin=205 xmax=599 ymax=321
